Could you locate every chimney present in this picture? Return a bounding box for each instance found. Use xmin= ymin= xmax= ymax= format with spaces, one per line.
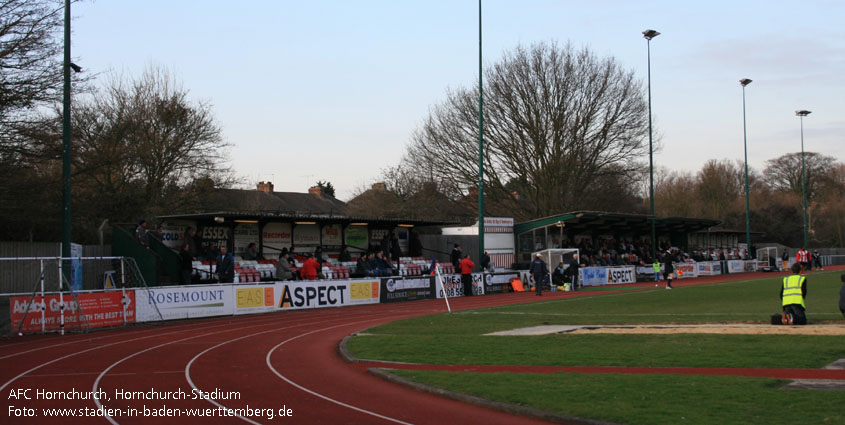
xmin=257 ymin=181 xmax=274 ymax=193
xmin=308 ymin=185 xmax=324 ymax=197
xmin=372 ymin=182 xmax=387 ymax=191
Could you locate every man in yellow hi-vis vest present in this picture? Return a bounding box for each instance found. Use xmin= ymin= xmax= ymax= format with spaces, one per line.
xmin=781 ymin=262 xmax=808 ymax=325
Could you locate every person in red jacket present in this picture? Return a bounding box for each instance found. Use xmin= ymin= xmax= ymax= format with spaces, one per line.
xmin=301 ymin=254 xmax=320 ymax=280
xmin=459 ymin=254 xmax=475 ymax=296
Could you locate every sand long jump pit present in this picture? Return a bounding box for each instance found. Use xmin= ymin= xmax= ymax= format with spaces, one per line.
xmin=486 ymin=324 xmax=845 ymax=390
xmin=486 ymin=324 xmax=845 ymax=336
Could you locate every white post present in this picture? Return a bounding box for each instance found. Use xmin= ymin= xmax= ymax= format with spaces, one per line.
xmin=121 ymin=258 xmax=127 ymax=325
xmin=40 ymin=259 xmax=45 ymax=334
xmin=58 ymin=257 xmax=65 ymax=336
xmin=434 ymin=263 xmax=451 ymax=313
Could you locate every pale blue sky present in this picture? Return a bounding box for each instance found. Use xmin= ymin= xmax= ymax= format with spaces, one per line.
xmin=72 ymin=0 xmax=844 ymax=200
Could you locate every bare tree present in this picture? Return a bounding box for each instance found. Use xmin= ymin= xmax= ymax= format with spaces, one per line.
xmin=0 ymin=0 xmax=64 ymax=127
xmin=403 ymin=41 xmax=649 ymax=219
xmin=696 ymin=159 xmax=743 ymax=223
xmin=0 ymin=65 xmax=234 ymax=241
xmin=763 ymin=152 xmax=836 ymax=203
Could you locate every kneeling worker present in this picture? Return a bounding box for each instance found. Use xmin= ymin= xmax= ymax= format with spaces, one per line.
xmin=781 ymin=262 xmax=808 ymax=325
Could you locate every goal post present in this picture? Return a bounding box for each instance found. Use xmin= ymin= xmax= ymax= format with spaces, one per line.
xmin=530 ymin=248 xmax=580 ymax=289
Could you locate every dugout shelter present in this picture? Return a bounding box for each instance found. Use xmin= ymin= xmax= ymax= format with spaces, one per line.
xmin=514 ymin=211 xmax=720 ymax=264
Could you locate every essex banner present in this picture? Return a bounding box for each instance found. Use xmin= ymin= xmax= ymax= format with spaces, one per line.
xmin=10 ymin=291 xmax=135 ymax=333
xmin=136 ymin=285 xmax=233 ymax=322
xmin=380 ymin=276 xmax=436 ymax=303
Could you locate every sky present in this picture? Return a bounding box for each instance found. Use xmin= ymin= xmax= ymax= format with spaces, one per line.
xmin=71 ymin=0 xmax=844 ymax=200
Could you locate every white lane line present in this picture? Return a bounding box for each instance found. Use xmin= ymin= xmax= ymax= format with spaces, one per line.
xmin=0 ymin=313 xmax=286 ymax=360
xmin=265 ymin=320 xmax=416 ymax=425
xmin=91 ymin=316 xmax=323 ymax=425
xmin=182 ymin=309 xmax=396 ymax=425
xmin=183 ymin=317 xmax=354 ymax=425
xmin=0 ymin=320 xmax=246 ymax=394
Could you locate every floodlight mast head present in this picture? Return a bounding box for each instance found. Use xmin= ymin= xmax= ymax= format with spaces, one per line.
xmin=740 ymin=78 xmax=752 ymax=86
xmin=795 ymin=110 xmax=811 ymax=117
xmin=643 ymin=29 xmax=660 ymax=40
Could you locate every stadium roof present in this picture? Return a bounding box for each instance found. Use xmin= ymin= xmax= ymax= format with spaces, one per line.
xmin=158 ymin=211 xmax=452 ymax=228
xmin=513 ymin=211 xmax=720 ymax=236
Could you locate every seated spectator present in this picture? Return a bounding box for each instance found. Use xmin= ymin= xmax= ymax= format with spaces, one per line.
xmin=243 ymin=242 xmax=259 ymax=261
xmin=373 ymin=251 xmax=390 ymax=276
xmin=552 ymin=262 xmax=566 ymax=286
xmin=276 ymin=251 xmax=293 ymax=280
xmin=354 ymin=253 xmax=373 ymax=277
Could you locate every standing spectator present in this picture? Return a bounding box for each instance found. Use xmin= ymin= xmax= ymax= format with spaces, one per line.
xmin=301 ymin=254 xmax=320 ymax=280
xmin=780 ymin=262 xmax=808 ymax=325
xmin=781 ymin=249 xmax=789 ymax=272
xmin=390 ymin=232 xmax=402 ymax=262
xmin=481 ymin=251 xmax=493 ymax=272
xmin=459 ymin=254 xmax=475 ymax=296
xmin=180 ymin=243 xmax=193 ymax=285
xmin=314 ymin=246 xmax=325 ymax=265
xmin=182 ymin=227 xmax=197 ymax=259
xmin=839 ymin=274 xmax=845 ymax=318
xmin=243 ymin=242 xmax=259 ymax=261
xmin=135 ymin=220 xmax=150 ymax=249
xmin=381 ymin=233 xmax=391 ymax=258
xmin=409 ymin=230 xmax=423 ymax=257
xmin=718 ymin=249 xmax=727 ymax=274
xmin=276 ymin=251 xmax=293 ymax=280
xmin=813 ymin=249 xmax=823 ymax=271
xmin=205 ymin=243 xmax=220 ymax=263
xmin=529 ymin=253 xmax=548 ymax=296
xmin=338 ymin=245 xmax=352 ymax=262
xmin=569 ymin=254 xmax=581 ymax=291
xmin=652 ymin=259 xmax=661 ymax=286
xmin=450 ymin=244 xmax=462 ymax=270
xmin=663 ymin=252 xmax=674 ymax=290
xmin=215 ymin=246 xmax=235 ymax=283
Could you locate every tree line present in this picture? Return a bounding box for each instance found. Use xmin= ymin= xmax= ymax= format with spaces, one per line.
xmin=2 ymin=1 xmax=842 ymax=247
xmin=348 ymin=42 xmax=844 ymax=248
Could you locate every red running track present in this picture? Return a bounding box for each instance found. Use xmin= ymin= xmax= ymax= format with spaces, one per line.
xmin=1 ymin=268 xmax=841 ymax=425
xmin=1 ymin=290 xmax=592 ymax=425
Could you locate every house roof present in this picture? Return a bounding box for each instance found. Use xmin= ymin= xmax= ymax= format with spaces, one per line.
xmin=160 ymin=188 xmax=452 ymax=227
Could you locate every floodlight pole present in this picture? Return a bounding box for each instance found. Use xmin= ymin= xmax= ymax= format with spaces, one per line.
xmin=796 ymin=110 xmax=811 ymax=250
xmin=477 ymin=0 xmax=485 ymax=262
xmin=643 ymin=29 xmax=660 ymax=261
xmin=61 ymin=0 xmax=72 ymax=283
xmin=740 ymin=79 xmax=752 ymax=257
